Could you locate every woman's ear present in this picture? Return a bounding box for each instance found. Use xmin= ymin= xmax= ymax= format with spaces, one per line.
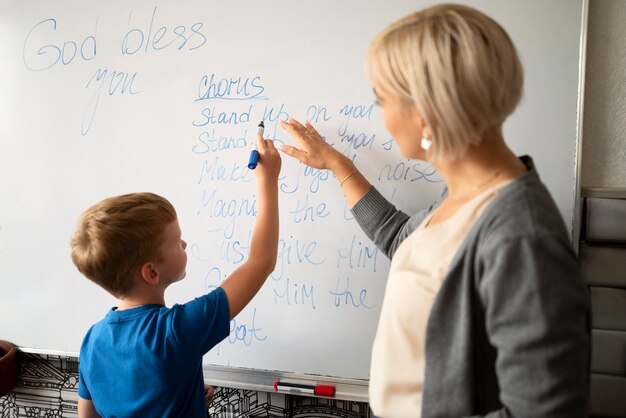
xmin=139 ymin=262 xmax=159 ymax=286
xmin=412 ymin=106 xmax=430 ymax=136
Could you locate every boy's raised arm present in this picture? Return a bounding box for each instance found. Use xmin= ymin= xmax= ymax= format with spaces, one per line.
xmin=220 ymin=133 xmax=281 ymax=319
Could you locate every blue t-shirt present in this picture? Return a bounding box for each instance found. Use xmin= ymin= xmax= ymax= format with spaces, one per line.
xmin=78 ymin=287 xmax=230 ymax=418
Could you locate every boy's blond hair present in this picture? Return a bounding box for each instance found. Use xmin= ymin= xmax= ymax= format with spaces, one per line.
xmin=71 ymin=192 xmax=177 ymax=297
xmin=366 ymin=4 xmax=523 ymax=161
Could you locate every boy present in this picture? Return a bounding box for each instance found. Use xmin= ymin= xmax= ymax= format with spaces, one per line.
xmin=71 ymin=135 xmax=281 ymax=417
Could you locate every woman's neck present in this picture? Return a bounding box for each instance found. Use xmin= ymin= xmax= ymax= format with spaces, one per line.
xmin=433 ymin=137 xmax=526 ymax=201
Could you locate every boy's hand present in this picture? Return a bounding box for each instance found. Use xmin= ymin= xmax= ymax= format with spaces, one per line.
xmin=205 ymin=384 xmax=214 ymax=408
xmin=253 ymin=133 xmax=281 ymax=182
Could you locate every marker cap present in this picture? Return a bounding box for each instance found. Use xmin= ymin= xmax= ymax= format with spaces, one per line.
xmin=273 ymin=380 xmax=335 ymax=397
xmin=314 ymin=385 xmax=335 ymax=397
xmin=248 ymin=150 xmax=260 ymax=169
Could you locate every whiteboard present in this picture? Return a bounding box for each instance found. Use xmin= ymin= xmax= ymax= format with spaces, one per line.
xmin=0 ymin=0 xmax=585 ymax=392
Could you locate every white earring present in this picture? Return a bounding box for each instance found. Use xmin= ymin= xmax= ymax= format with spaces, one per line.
xmin=421 ymin=136 xmax=431 ymax=150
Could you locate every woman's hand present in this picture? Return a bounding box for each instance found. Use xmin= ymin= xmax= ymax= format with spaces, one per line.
xmin=279 ymin=117 xmax=371 ymax=207
xmin=279 ymin=118 xmax=350 ymax=172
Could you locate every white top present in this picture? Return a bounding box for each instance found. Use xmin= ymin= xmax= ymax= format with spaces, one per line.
xmin=369 ymin=180 xmax=512 ymax=418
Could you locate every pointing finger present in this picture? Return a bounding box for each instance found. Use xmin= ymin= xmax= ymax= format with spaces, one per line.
xmin=288 ymin=117 xmax=307 ymax=131
xmin=284 ymin=118 xmax=310 ymax=137
xmin=279 ymin=120 xmax=307 ymax=147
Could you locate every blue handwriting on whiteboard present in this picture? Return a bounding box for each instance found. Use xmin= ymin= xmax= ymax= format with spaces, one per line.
xmin=261 ymin=103 xmax=289 ymax=140
xmin=337 ymin=235 xmax=378 ymax=272
xmin=192 ymin=229 xmax=253 ymax=266
xmin=303 ymin=166 xmax=330 ymax=193
xmin=272 ymin=236 xmax=326 ymax=280
xmin=192 ymin=104 xmax=252 ymax=127
xmin=343 ymin=201 xmax=355 ymax=221
xmin=196 ymin=74 xmax=266 ymax=101
xmin=379 ymin=161 xmax=443 ymax=183
xmin=306 ymin=104 xmax=332 ymax=123
xmin=121 ymin=7 xmax=206 ymax=55
xmin=289 ymin=193 xmax=330 ymax=224
xmin=330 ymin=277 xmax=374 ymax=309
xmin=219 ymin=237 xmax=250 ymax=265
xmin=337 ymin=132 xmax=376 ymax=154
xmin=197 ymin=156 xmax=253 ymax=184
xmin=279 ymin=172 xmax=299 ymax=195
xmin=190 ymin=228 xmax=224 ymax=263
xmin=278 ymin=165 xmax=331 ymax=195
xmin=228 ymin=308 xmax=267 ymax=347
xmin=82 ymin=68 xmax=140 ymax=135
xmin=202 ymin=266 xmax=225 ymax=293
xmin=23 ymin=18 xmax=97 ymax=71
xmin=338 ymin=104 xmax=374 ymax=136
xmin=273 ymin=278 xmax=316 ymax=309
xmin=197 ymin=188 xmax=256 ymax=239
xmin=192 ymin=129 xmax=248 ymax=153
xmin=381 ymin=137 xmax=395 ymax=151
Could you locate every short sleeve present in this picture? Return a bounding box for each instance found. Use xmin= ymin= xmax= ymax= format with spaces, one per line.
xmin=78 ymin=364 xmax=92 ymax=400
xmin=169 ymin=287 xmax=231 ymax=357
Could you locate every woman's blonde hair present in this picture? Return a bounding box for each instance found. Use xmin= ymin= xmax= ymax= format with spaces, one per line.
xmin=366 ymin=4 xmax=523 ymax=160
xmin=71 ymin=192 xmax=177 ymax=297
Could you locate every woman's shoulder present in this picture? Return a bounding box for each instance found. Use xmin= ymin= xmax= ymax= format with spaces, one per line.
xmin=475 ymin=157 xmax=571 ymax=246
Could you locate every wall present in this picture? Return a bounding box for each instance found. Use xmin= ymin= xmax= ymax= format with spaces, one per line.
xmin=582 ymin=0 xmax=626 ymax=187
xmin=2 ymin=0 xmax=625 ymax=416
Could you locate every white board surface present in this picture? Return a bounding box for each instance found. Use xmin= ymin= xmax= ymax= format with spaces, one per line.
xmin=0 ymin=0 xmax=585 ymax=383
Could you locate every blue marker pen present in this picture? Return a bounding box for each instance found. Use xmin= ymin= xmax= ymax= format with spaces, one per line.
xmin=248 ymin=120 xmax=264 ymax=170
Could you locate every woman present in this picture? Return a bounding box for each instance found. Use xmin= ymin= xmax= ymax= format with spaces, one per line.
xmin=279 ymin=4 xmax=589 ymax=417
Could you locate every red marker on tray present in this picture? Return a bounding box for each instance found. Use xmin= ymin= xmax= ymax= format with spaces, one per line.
xmin=273 ymin=380 xmax=335 ymax=397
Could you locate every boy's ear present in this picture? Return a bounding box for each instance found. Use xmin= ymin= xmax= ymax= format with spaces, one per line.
xmin=139 ymin=262 xmax=159 ymax=286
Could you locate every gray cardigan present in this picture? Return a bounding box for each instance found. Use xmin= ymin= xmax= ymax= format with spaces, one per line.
xmin=352 ymin=156 xmax=589 ymax=417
